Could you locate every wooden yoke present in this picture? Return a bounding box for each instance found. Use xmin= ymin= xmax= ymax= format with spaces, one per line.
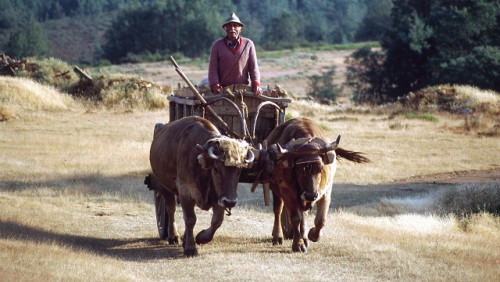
xmin=169 ymin=56 xmax=240 ymax=139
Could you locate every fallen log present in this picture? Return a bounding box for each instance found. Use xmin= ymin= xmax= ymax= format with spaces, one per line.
xmin=73 ymin=66 xmax=92 ymax=81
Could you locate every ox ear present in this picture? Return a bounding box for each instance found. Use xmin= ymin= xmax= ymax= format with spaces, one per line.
xmin=196 ymin=144 xmax=205 ymax=152
xmin=197 ymin=154 xmax=211 ymax=169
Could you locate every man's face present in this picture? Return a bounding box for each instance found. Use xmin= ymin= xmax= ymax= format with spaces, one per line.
xmin=224 ymin=23 xmax=243 ymax=41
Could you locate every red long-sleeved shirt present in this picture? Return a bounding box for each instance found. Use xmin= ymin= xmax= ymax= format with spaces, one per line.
xmin=208 ymin=37 xmax=260 ymax=89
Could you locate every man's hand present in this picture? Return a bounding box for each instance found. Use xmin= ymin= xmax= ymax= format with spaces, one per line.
xmin=210 ymin=84 xmax=223 ymax=94
xmin=253 ymin=86 xmax=262 ymax=96
xmin=252 ymin=81 xmax=262 ymax=96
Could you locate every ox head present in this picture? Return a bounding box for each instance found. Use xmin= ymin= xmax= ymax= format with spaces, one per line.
xmin=271 ymin=135 xmax=340 ymax=208
xmin=196 ymin=136 xmax=255 ymax=208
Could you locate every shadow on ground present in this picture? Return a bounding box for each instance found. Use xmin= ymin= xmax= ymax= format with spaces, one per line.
xmin=0 ymin=220 xmax=183 ymax=260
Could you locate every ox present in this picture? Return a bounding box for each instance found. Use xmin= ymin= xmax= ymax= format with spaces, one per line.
xmin=148 ymin=116 xmax=254 ymax=256
xmin=265 ymin=117 xmax=369 ymax=253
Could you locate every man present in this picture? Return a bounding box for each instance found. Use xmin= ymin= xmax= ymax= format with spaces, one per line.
xmin=208 ymin=12 xmax=262 ymax=96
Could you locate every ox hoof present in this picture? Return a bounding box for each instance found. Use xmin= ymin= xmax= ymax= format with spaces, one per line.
xmin=308 ymin=227 xmax=322 ymax=242
xmin=196 ymin=229 xmax=214 ymax=245
xmin=272 ymin=237 xmax=283 ymax=245
xmin=183 ymin=247 xmax=198 ymax=257
xmin=168 ymin=236 xmax=179 ymax=245
xmin=292 ymin=243 xmax=307 ymax=253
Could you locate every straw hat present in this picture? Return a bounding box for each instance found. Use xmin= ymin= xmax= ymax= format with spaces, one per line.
xmin=222 ymin=12 xmax=244 ymax=28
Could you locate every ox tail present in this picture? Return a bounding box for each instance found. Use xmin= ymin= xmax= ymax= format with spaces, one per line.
xmin=335 ymin=148 xmax=370 ymax=163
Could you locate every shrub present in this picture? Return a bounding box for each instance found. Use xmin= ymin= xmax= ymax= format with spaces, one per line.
xmin=307 ymin=67 xmax=338 ymax=104
xmin=436 ymin=185 xmax=500 ymax=217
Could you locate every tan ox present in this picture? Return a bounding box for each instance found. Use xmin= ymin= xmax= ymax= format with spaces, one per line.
xmin=265 ymin=117 xmax=369 ymax=253
xmin=149 ymin=116 xmax=254 ymax=256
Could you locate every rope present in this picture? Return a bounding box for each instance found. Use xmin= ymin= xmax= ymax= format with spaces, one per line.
xmin=252 ymin=101 xmax=283 ymax=138
xmin=236 ymin=90 xmax=253 ymax=140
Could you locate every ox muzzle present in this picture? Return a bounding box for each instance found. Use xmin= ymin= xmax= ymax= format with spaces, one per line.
xmin=218 ymin=197 xmax=238 ymax=208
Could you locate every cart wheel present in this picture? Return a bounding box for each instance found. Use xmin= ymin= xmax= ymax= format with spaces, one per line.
xmin=154 ymin=190 xmax=168 ymax=240
xmin=281 ymin=209 xmax=293 ymax=240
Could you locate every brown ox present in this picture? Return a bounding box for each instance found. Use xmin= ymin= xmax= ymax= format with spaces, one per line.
xmin=149 ymin=116 xmax=254 ymax=256
xmin=265 ymin=117 xmax=369 ymax=253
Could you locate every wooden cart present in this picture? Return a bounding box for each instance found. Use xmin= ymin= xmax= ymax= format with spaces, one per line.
xmin=168 ymin=83 xmax=290 ymax=182
xmin=147 ymin=81 xmax=291 ymax=240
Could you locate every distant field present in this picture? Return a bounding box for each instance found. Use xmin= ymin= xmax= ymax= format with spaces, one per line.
xmin=95 ymin=48 xmax=355 ymax=101
xmin=1 ymin=50 xmax=499 ymax=281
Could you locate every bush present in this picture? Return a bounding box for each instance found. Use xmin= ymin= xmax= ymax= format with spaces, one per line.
xmin=306 ymin=67 xmax=338 ymax=104
xmin=437 ymin=185 xmax=500 ymax=217
xmin=345 ymin=46 xmax=387 ymax=104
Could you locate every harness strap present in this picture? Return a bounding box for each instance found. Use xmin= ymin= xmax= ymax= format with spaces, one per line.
xmin=220 ymin=40 xmax=250 ymax=86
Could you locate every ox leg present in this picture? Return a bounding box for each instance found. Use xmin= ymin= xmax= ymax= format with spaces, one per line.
xmin=308 ymin=191 xmax=331 ymax=242
xmin=272 ymin=191 xmax=284 ymax=245
xmin=300 ymin=211 xmax=309 ymax=248
xmin=180 ymin=199 xmax=198 ymax=257
xmin=196 ymin=204 xmax=225 ymax=245
xmin=289 ymin=209 xmax=307 ymax=253
xmin=165 ymin=192 xmax=179 ymax=244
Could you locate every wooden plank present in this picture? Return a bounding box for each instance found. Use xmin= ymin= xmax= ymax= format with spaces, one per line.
xmin=169 ymin=103 xmax=176 ymax=122
xmin=167 ymin=95 xmax=200 ymax=105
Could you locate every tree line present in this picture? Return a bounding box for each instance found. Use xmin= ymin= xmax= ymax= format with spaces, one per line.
xmin=102 ymin=0 xmax=390 ymax=62
xmin=1 ymin=0 xmax=498 ymax=102
xmin=0 ymin=0 xmax=391 ymax=61
xmin=347 ymin=0 xmax=499 ymax=102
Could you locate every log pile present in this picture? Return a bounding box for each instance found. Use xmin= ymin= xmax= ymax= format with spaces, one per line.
xmin=0 ymin=54 xmax=40 ymax=76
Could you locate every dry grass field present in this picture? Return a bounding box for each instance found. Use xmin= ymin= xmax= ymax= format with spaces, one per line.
xmin=1 ymin=50 xmax=499 ymax=281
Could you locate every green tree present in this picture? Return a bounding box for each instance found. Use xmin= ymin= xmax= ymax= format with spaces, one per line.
xmin=355 ymin=0 xmax=393 ymax=41
xmin=6 ymin=21 xmax=49 ymax=57
xmin=307 ymin=66 xmax=339 ymax=103
xmin=378 ymin=0 xmax=500 ymax=100
xmin=437 ymin=46 xmax=500 ymax=91
xmin=0 ymin=0 xmax=16 ymax=29
xmin=345 ymin=46 xmax=388 ymax=103
xmin=103 ymin=0 xmax=232 ymax=63
xmin=262 ymin=12 xmax=302 ymax=50
xmin=324 ymin=0 xmax=366 ymax=43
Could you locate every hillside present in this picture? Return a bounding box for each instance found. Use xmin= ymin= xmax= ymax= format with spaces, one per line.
xmin=42 ymin=14 xmax=114 ymax=64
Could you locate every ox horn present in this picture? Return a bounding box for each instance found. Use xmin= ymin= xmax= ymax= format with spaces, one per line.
xmin=276 ymin=143 xmax=289 ymax=154
xmin=207 ymin=145 xmax=221 ymax=160
xmin=271 ymin=143 xmax=290 ymax=160
xmin=323 ymin=135 xmax=341 ymax=152
xmin=245 ymin=149 xmax=255 ymax=164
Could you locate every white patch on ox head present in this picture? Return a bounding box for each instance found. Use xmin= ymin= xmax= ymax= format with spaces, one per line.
xmin=207 ymin=136 xmax=253 ymax=168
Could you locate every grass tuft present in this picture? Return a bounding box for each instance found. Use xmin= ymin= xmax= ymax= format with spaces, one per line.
xmin=0 ymin=76 xmax=80 ymax=116
xmin=436 ymin=185 xmax=500 ymax=217
xmin=404 ymin=112 xmax=439 ymax=122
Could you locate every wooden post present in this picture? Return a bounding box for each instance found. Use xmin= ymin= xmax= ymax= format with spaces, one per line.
xmin=73 ymin=66 xmax=92 ymax=81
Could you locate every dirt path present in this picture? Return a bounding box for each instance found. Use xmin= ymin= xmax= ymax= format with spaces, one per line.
xmin=330 ymin=169 xmax=499 ymax=210
xmin=395 ymin=168 xmax=500 ymax=184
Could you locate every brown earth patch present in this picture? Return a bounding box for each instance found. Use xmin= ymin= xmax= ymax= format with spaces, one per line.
xmin=395 ymin=168 xmax=500 ymax=184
